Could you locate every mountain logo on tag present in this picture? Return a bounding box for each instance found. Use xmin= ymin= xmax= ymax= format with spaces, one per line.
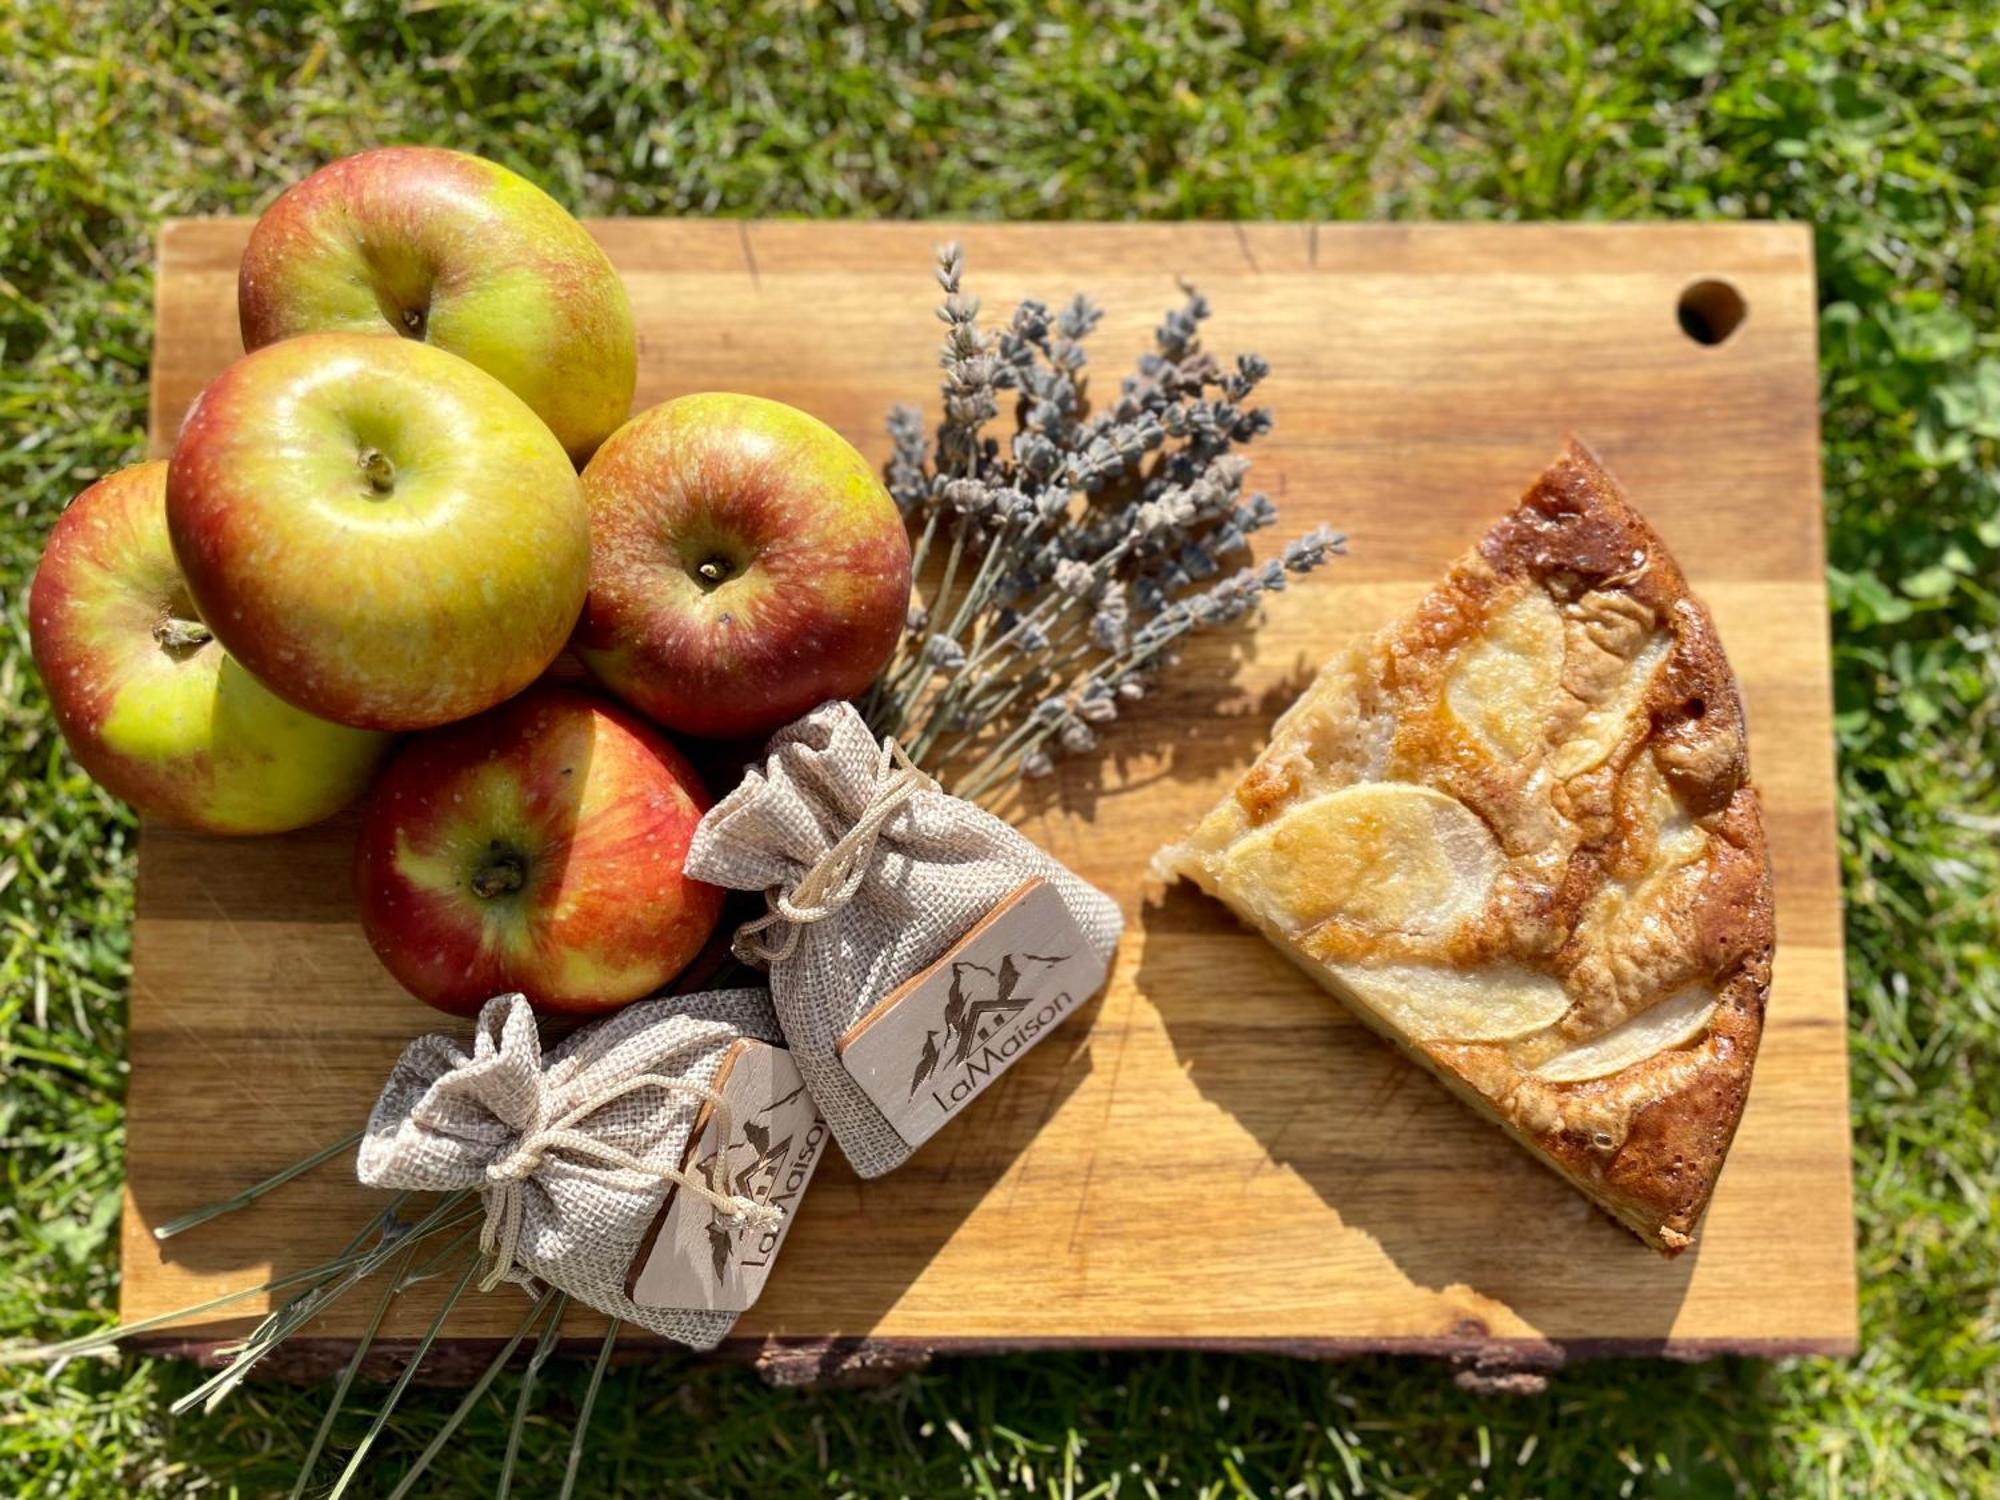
xmin=908 ymin=952 xmax=1070 ymax=1098
xmin=692 ymin=1078 xmax=810 ymax=1282
xmin=839 ymin=878 xmax=1111 ymax=1152
xmin=626 ymin=1040 xmax=827 ymax=1314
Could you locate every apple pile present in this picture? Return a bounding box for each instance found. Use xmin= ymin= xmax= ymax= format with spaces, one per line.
xmin=30 ymin=146 xmax=912 ymax=1018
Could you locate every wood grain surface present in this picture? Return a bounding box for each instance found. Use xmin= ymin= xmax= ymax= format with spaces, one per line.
xmin=123 ymin=220 xmax=1856 ymax=1363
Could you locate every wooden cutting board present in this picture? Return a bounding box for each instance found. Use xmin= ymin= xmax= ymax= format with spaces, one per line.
xmin=122 ymin=220 xmax=1856 ymax=1370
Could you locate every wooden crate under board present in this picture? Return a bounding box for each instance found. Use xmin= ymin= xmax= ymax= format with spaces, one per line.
xmin=122 ymin=220 xmax=1856 ymax=1367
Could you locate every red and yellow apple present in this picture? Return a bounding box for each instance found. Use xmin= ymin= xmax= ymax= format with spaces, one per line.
xmin=29 ymin=462 xmax=387 ymax=834
xmin=167 ymin=332 xmax=590 ymax=732
xmin=238 ymin=146 xmax=634 ymax=462
xmin=353 ymin=686 xmax=722 ymax=1016
xmin=575 ymin=393 xmax=912 ymax=739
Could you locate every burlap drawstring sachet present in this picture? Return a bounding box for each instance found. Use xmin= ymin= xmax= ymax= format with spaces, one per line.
xmin=358 ymin=987 xmax=817 ymax=1349
xmin=686 ymin=700 xmax=1124 ymax=1178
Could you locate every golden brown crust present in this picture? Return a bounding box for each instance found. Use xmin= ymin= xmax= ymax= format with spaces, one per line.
xmin=1168 ymin=439 xmax=1773 ymax=1254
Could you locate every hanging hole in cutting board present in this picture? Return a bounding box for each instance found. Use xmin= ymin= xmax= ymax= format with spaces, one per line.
xmin=1677 ymin=279 xmax=1747 ymax=346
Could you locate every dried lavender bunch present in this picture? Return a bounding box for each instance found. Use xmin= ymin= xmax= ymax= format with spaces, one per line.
xmin=866 ymin=244 xmax=1343 ymax=800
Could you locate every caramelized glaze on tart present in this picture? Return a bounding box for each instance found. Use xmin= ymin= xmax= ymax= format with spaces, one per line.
xmin=1165 ymin=441 xmax=1772 ymax=1254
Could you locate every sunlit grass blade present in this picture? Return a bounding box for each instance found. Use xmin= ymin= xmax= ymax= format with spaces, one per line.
xmin=498 ymin=1291 xmax=568 ymax=1500
xmin=8 ymin=1270 xmax=322 ymax=1365
xmin=288 ymin=1244 xmax=413 ymax=1500
xmin=203 ymin=1190 xmax=411 ymax=1372
xmin=326 ymin=1254 xmax=482 ymax=1500
xmin=151 ymin=1130 xmax=365 ymax=1241
xmin=6 ymin=1205 xmax=440 ymax=1368
xmin=394 ymin=1222 xmax=482 ymax=1292
xmin=559 ymin=1318 xmax=621 ymax=1500
xmin=170 ymin=1193 xmax=479 ymax=1415
xmin=384 ymin=1285 xmax=562 ymax=1500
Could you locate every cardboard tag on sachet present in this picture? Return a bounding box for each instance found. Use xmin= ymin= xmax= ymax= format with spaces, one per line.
xmin=626 ymin=1038 xmax=828 ymax=1313
xmin=837 ymin=878 xmax=1108 ymax=1150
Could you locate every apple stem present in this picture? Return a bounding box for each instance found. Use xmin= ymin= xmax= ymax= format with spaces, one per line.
xmin=470 ymin=854 xmax=526 ymax=899
xmin=358 ymin=448 xmax=396 ymax=495
xmin=153 ymin=616 xmax=213 ymax=653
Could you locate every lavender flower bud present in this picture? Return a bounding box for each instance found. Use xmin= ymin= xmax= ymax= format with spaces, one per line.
xmin=1179 ymin=349 xmax=1222 ymax=388
xmin=942 ymin=477 xmax=990 ymax=515
xmin=1114 ymin=412 xmax=1166 ymax=460
xmin=884 ymin=405 xmax=930 ymax=513
xmin=887 ymin=403 xmax=925 ymax=449
xmin=1188 ymin=567 xmax=1262 ymax=627
xmin=1235 ymin=407 xmax=1275 ymax=441
xmin=906 ymin=603 xmax=929 ymax=633
xmin=989 ymin=486 xmax=1034 ymax=524
xmin=1135 ymin=491 xmax=1198 ymax=541
xmin=1077 ymin=680 xmax=1118 ymax=724
xmin=1090 ymin=588 xmax=1130 ymax=652
xmin=935 ymin=241 xmax=964 ymax=292
xmin=1282 ymin=524 xmax=1346 ymax=572
xmin=1049 ymin=338 xmax=1089 ymax=375
xmin=1013 ymin=431 xmax=1061 ymax=481
xmin=926 ymin=634 xmax=967 ymax=671
xmin=1156 ymin=284 xmax=1211 ymax=359
xmin=1021 ymin=750 xmax=1055 ymax=780
xmin=1057 ymin=293 xmax=1102 ymax=340
xmin=1058 ymin=717 xmax=1099 ymax=754
xmin=1012 ymin=299 xmax=1052 ymax=344
xmin=1068 ymin=436 xmax=1123 ymax=490
xmin=1179 ymin=541 xmax=1222 ymax=581
xmin=1137 ymin=600 xmax=1192 ymax=645
xmin=1053 ymin=559 xmax=1096 ymax=599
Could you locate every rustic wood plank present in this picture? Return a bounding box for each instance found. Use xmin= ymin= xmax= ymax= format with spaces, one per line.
xmin=123 ymin=220 xmax=1855 ymax=1358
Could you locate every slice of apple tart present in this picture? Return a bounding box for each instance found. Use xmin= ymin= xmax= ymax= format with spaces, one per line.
xmin=1164 ymin=441 xmax=1772 ymax=1254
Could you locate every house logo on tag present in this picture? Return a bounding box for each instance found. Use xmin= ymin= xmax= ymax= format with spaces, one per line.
xmin=627 ymin=1039 xmax=828 ymax=1313
xmin=907 ymin=951 xmax=1080 ymax=1106
xmin=689 ymin=1075 xmax=823 ymax=1284
xmin=839 ymin=879 xmax=1110 ymax=1151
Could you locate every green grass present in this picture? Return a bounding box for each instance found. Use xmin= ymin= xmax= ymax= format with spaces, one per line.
xmin=3 ymin=1 xmax=1996 ymax=1495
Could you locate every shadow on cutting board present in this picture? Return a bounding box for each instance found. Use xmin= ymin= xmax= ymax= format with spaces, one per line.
xmin=964 ymin=637 xmax=1314 ymax=824
xmin=1139 ymin=879 xmax=1699 ymax=1351
xmin=739 ymin=987 xmax=1106 ymax=1341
